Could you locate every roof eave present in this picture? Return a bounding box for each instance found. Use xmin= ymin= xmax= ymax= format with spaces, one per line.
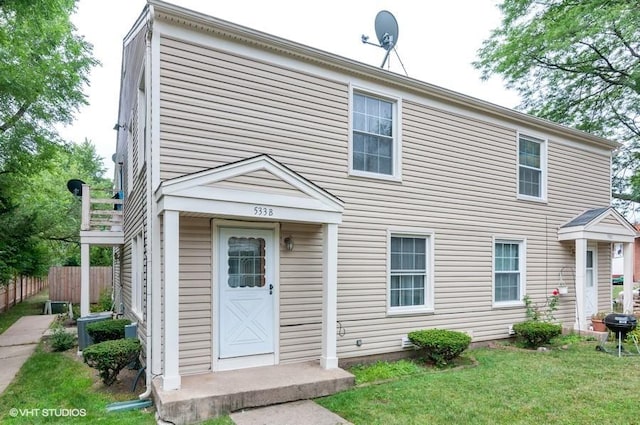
xmin=148 ymin=0 xmax=618 ymax=151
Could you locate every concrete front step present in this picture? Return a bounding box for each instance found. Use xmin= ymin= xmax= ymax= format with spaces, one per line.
xmin=153 ymin=361 xmax=354 ymax=425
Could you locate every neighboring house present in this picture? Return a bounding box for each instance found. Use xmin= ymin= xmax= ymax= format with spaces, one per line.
xmin=612 ymin=224 xmax=640 ymax=283
xmin=77 ymin=1 xmax=638 ymax=422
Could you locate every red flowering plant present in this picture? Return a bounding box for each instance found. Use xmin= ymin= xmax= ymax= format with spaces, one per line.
xmin=523 ymin=290 xmax=560 ymax=323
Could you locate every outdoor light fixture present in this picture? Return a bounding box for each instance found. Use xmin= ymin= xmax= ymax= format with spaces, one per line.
xmin=113 ymin=123 xmax=127 ymax=131
xmin=284 ymin=236 xmax=294 ymax=252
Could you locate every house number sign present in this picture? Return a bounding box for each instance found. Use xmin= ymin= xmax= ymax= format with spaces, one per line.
xmin=253 ymin=206 xmax=274 ymax=217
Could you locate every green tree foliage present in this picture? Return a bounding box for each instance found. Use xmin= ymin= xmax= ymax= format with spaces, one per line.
xmin=0 ymin=0 xmax=98 ymax=175
xmin=0 ymin=0 xmax=101 ymax=283
xmin=0 ymin=141 xmax=112 ymax=283
xmin=474 ymin=0 xmax=640 ymax=206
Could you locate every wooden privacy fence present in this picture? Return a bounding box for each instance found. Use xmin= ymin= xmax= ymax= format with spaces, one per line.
xmin=0 ymin=276 xmax=48 ymax=314
xmin=48 ymin=266 xmax=113 ymax=304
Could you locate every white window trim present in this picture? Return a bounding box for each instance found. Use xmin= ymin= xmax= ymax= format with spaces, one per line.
xmin=131 ymin=231 xmax=144 ymax=320
xmin=492 ymin=236 xmax=526 ymax=308
xmin=386 ymin=228 xmax=434 ymax=316
xmin=348 ymin=85 xmax=402 ymax=182
xmin=126 ymin=116 xmax=133 ymax=196
xmin=136 ymin=68 xmax=147 ymax=176
xmin=516 ymin=132 xmax=547 ymax=203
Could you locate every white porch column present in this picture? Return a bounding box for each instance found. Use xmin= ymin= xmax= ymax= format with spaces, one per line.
xmin=162 ymin=210 xmax=181 ymax=390
xmin=574 ymin=238 xmax=587 ymax=330
xmin=623 ymin=242 xmax=634 ymax=314
xmin=80 ymin=243 xmax=90 ymax=317
xmin=321 ymin=223 xmax=338 ymax=369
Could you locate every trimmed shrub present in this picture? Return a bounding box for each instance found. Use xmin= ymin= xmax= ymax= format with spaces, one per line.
xmin=83 ymin=338 xmax=141 ymax=386
xmin=50 ymin=327 xmax=76 ymax=352
xmin=408 ymin=328 xmax=472 ymax=366
xmin=513 ymin=320 xmax=562 ymax=348
xmin=86 ymin=318 xmax=131 ymax=343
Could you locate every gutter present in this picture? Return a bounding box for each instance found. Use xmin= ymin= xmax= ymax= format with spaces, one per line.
xmin=147 ymin=0 xmax=618 ymax=151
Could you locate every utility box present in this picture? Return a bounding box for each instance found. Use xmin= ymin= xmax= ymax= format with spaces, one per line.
xmin=77 ymin=312 xmax=112 ymax=351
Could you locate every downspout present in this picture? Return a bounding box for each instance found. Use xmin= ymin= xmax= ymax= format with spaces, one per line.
xmin=139 ymin=5 xmax=154 ymax=400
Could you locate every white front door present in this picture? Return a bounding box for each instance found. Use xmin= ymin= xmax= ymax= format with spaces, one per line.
xmin=219 ymin=228 xmax=275 ymax=360
xmin=584 ymin=247 xmax=597 ymax=318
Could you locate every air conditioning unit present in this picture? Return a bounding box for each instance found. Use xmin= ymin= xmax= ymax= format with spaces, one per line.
xmin=77 ymin=312 xmax=113 ymax=351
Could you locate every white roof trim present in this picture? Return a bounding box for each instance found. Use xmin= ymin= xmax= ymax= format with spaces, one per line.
xmin=155 ymin=155 xmax=344 ymax=224
xmin=558 ymin=208 xmax=637 ymax=242
xmin=147 ymin=0 xmax=617 ymax=151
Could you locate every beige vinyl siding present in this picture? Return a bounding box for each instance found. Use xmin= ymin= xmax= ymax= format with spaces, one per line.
xmin=157 ymin=34 xmax=612 ymax=361
xmin=600 ymin=215 xmax=622 ymax=227
xmin=119 ymin=27 xmax=149 ymax=356
xmin=597 ymin=242 xmax=612 ymax=313
xmin=215 ymin=170 xmax=314 ymax=199
xmin=279 ymin=223 xmax=323 ymax=363
xmin=158 ymin=36 xmax=348 ymax=181
xmin=178 ymin=217 xmax=212 ymax=374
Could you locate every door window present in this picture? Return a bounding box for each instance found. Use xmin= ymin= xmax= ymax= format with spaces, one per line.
xmin=586 ymin=250 xmax=594 ymax=288
xmin=227 ymin=237 xmax=266 ymax=288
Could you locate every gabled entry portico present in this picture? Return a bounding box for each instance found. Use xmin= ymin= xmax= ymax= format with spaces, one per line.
xmin=154 ymin=155 xmax=344 ymax=391
xmin=559 ymin=207 xmax=638 ymax=330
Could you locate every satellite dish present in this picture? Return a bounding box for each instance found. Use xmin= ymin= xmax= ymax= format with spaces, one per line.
xmin=66 ymin=179 xmax=86 ymax=197
xmin=361 ymin=10 xmax=401 ymax=69
xmin=374 ymin=11 xmax=398 ymax=52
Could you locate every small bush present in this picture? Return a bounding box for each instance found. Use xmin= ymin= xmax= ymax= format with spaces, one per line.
xmin=408 ymin=328 xmax=471 ymax=367
xmin=50 ymin=327 xmax=76 ymax=352
xmin=83 ymin=338 xmax=141 ymax=386
xmin=624 ymin=328 xmax=640 ymax=344
xmin=86 ymin=318 xmax=131 ymax=343
xmin=513 ymin=321 xmax=562 ymax=348
xmin=97 ymin=288 xmax=113 ymax=312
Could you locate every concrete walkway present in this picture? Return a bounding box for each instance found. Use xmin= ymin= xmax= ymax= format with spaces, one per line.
xmin=230 ymin=400 xmax=353 ymax=425
xmin=0 ymin=315 xmax=57 ymax=394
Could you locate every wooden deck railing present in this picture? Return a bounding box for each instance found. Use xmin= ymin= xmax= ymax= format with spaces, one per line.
xmin=80 ymin=185 xmax=123 ymax=232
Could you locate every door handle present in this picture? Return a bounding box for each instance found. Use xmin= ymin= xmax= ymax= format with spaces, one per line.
xmin=269 ymin=284 xmax=273 ymax=295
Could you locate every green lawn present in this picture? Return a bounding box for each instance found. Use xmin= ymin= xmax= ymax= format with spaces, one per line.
xmin=318 ymin=342 xmax=640 ymax=424
xmin=0 ymin=289 xmax=49 ymax=334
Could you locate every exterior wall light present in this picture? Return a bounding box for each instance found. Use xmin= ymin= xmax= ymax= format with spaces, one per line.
xmin=284 ymin=236 xmax=294 ymax=252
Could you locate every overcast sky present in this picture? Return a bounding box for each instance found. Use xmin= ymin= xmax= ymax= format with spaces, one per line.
xmin=61 ymin=0 xmax=519 ymax=176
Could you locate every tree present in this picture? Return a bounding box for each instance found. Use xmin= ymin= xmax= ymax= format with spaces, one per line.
xmin=474 ymin=0 xmax=640 ymax=208
xmin=0 ymin=141 xmax=112 ymax=283
xmin=0 ymin=0 xmax=98 ymax=176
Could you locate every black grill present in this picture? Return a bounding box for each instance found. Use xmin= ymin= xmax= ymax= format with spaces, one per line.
xmin=604 ymin=313 xmax=637 ymax=339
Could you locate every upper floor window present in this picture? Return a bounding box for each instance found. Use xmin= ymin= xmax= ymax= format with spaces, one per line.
xmin=136 ymin=72 xmax=147 ymax=174
xmin=351 ymin=92 xmax=400 ymax=180
xmin=518 ymin=134 xmax=546 ymax=200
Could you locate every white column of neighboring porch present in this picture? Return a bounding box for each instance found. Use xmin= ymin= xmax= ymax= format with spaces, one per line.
xmin=80 ymin=243 xmax=90 ymax=317
xmin=321 ymin=223 xmax=338 ymax=369
xmin=162 ymin=210 xmax=181 ymax=390
xmin=574 ymin=238 xmax=587 ymax=330
xmin=623 ymin=242 xmax=635 ymax=314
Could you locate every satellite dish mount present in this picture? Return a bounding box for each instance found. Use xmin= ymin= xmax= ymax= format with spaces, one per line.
xmin=361 ymin=10 xmax=399 ymax=69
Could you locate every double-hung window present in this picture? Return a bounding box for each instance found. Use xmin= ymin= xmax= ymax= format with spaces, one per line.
xmin=494 ymin=239 xmax=525 ymax=305
xmin=518 ymin=134 xmax=546 ymax=200
xmin=352 ymin=92 xmax=399 ymax=179
xmin=389 ymin=233 xmax=433 ymax=313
